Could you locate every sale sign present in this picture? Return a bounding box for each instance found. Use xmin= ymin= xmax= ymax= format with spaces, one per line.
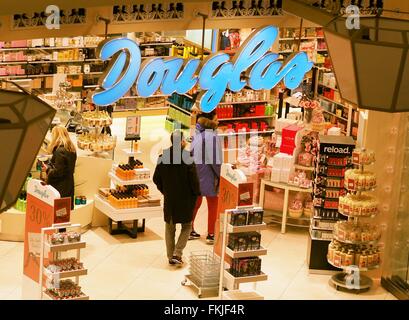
xmin=23 ymin=179 xmax=70 ymax=283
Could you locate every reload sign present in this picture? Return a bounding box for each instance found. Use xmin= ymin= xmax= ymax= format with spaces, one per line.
xmin=92 ymin=25 xmax=313 ymax=112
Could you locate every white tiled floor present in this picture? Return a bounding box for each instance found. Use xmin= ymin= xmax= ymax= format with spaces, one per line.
xmin=0 ymin=219 xmax=395 ymax=300
xmin=0 ymin=116 xmax=396 ymax=300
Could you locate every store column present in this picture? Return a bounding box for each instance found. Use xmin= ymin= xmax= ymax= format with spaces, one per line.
xmin=358 ymin=110 xmax=409 ymax=281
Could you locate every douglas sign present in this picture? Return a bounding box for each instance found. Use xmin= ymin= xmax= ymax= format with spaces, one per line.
xmin=92 ymin=25 xmax=313 ymax=112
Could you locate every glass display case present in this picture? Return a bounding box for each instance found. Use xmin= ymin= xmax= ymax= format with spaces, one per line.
xmin=381 ymin=114 xmax=409 ymax=300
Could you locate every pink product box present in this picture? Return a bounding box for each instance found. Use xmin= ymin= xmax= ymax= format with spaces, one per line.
xmin=11 ymin=40 xmax=27 ymax=48
xmin=0 ymin=68 xmax=7 ymax=76
xmin=0 ymin=42 xmax=5 ymax=48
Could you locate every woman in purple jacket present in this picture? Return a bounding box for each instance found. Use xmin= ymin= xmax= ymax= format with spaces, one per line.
xmin=190 ymin=111 xmax=223 ymax=244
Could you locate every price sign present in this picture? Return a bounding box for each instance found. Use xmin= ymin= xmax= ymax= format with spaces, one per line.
xmin=125 ymin=116 xmax=141 ymax=141
xmin=23 ymin=180 xmax=66 ymax=283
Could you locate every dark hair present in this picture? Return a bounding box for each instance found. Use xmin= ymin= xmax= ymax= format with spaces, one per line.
xmin=196 ymin=111 xmax=216 ymax=122
xmin=170 ymin=130 xmax=184 ymax=145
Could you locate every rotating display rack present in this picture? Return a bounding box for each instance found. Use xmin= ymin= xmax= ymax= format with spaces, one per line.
xmin=77 ymin=109 xmax=116 ymax=154
xmin=327 ymin=148 xmax=381 ymax=292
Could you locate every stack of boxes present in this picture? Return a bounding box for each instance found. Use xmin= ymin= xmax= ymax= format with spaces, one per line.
xmin=280 ymin=124 xmax=303 ymax=155
xmin=269 ymin=153 xmax=294 ymax=184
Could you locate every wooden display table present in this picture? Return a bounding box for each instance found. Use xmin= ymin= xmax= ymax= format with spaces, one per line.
xmin=259 ymin=179 xmax=312 ymax=233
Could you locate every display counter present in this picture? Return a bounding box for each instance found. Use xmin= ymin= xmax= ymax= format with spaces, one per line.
xmin=0 ymin=154 xmax=113 ymax=242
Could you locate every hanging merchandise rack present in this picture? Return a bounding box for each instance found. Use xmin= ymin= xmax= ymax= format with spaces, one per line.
xmin=327 ymin=148 xmax=381 ymax=293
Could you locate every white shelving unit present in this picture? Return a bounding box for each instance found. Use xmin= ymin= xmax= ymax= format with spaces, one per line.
xmin=94 ymin=148 xmax=162 ymax=238
xmin=218 ymin=207 xmax=267 ymax=300
xmin=39 ymin=223 xmax=89 ymax=300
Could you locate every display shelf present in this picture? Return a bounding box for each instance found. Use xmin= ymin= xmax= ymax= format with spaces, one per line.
xmin=218 ymin=115 xmax=275 ymax=121
xmin=318 ymin=95 xmax=344 ymax=106
xmin=108 ymin=171 xmax=151 ymax=186
xmin=225 ymin=247 xmax=267 ymax=259
xmin=318 ymin=82 xmax=339 ymax=92
xmin=28 ymin=59 xmax=85 ymax=64
xmin=83 ymin=85 xmax=99 ymax=88
xmin=0 ymin=60 xmax=28 ymax=65
xmin=222 ymin=290 xmax=264 ymax=300
xmin=0 ymin=46 xmax=98 ymax=51
xmin=94 ymin=194 xmax=162 ymax=222
xmin=122 ymin=148 xmax=142 ymax=157
xmin=333 ymin=234 xmax=379 ymax=245
xmin=218 ymin=100 xmax=270 ymax=105
xmin=44 ymin=291 xmax=89 ymax=300
xmin=218 ymin=129 xmax=274 ymax=137
xmin=139 ymin=42 xmax=173 ymax=46
xmin=268 ymin=213 xmax=310 ymax=228
xmin=227 ymin=223 xmax=267 ymax=234
xmin=327 ymin=259 xmax=380 ymax=272
xmin=311 ymin=224 xmax=335 ymax=231
xmin=322 ymin=110 xmax=348 ymax=121
xmin=44 ymin=268 xmax=88 ymax=279
xmin=168 ymin=102 xmax=191 ymax=115
xmin=264 ymin=181 xmax=312 ymax=193
xmin=279 ymin=36 xmax=325 ymax=41
xmin=224 ymin=270 xmax=268 ymax=285
xmin=294 ymin=164 xmax=315 ymax=171
xmin=45 ymin=241 xmax=86 ymax=252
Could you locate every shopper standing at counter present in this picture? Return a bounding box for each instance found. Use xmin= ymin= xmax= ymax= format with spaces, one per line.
xmin=153 ymin=130 xmax=201 ymax=265
xmin=45 ymin=126 xmax=77 ymax=209
xmin=190 ymin=111 xmax=222 ymax=244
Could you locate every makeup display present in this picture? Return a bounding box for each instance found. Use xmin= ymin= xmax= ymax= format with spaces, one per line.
xmin=40 ymin=223 xmax=89 ymax=300
xmin=333 ymin=221 xmax=381 ymax=244
xmin=308 ymin=135 xmax=355 ymax=273
xmin=328 ymin=148 xmax=381 ymax=292
xmin=49 ymin=231 xmax=81 ymax=245
xmin=228 ymin=232 xmax=261 ymax=252
xmin=77 ymin=132 xmax=116 ymax=152
xmin=46 ymin=258 xmax=84 ymax=273
xmin=220 ymin=206 xmax=267 ymax=293
xmin=230 ymin=257 xmax=262 ymax=277
xmin=327 ymin=240 xmax=381 ymax=269
xmin=46 ymin=279 xmax=86 ymax=300
xmin=77 ymin=109 xmax=116 ymax=153
xmin=229 ymin=208 xmax=264 ymax=226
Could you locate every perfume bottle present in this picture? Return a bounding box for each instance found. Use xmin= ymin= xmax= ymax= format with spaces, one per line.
xmin=139 ymin=4 xmax=146 ymax=19
xmin=257 ymin=0 xmax=264 ymax=16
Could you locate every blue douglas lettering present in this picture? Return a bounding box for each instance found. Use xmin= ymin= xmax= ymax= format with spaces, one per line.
xmin=92 ymin=25 xmax=313 ymax=112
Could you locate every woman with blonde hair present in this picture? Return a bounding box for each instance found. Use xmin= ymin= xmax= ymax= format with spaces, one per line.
xmin=46 ymin=126 xmax=77 ymax=209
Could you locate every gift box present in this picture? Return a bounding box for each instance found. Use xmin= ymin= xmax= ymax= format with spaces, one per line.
xmin=280 ymin=144 xmax=296 ymax=156
xmin=282 ymin=124 xmax=303 ymax=148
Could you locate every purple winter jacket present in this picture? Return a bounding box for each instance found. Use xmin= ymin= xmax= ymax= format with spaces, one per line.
xmin=191 ymin=118 xmax=223 ymax=197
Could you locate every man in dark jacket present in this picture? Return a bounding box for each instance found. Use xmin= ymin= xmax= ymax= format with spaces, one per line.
xmin=153 ymin=130 xmax=201 ymax=265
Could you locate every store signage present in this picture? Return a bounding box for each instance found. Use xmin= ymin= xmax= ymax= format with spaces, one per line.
xmin=92 ymin=25 xmax=313 ymax=112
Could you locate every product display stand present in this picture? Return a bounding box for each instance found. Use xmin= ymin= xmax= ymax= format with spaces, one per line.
xmin=94 ymin=145 xmax=162 ymax=238
xmin=39 ymin=222 xmax=89 ymax=300
xmin=328 ymin=149 xmax=380 ymax=293
xmin=218 ymin=206 xmax=267 ymax=300
xmin=308 ymin=135 xmax=355 ymax=274
xmin=259 ymin=180 xmax=312 ymax=233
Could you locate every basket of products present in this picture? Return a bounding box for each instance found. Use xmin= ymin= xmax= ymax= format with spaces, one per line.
xmin=288 ymin=198 xmax=303 ymax=218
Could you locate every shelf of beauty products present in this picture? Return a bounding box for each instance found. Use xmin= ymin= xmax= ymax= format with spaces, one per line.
xmin=310 ymin=136 xmax=355 ymax=242
xmin=95 ymin=157 xmax=162 ymax=221
xmin=221 ymin=208 xmax=268 ymax=291
xmin=40 ymin=223 xmax=89 ymax=300
xmin=0 ymin=35 xmax=195 ymax=110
